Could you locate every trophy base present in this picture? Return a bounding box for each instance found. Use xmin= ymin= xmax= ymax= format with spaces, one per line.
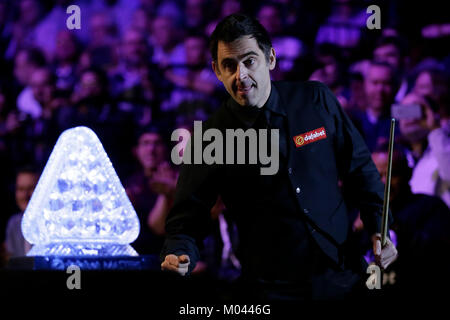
xmin=27 ymin=242 xmax=138 ymax=257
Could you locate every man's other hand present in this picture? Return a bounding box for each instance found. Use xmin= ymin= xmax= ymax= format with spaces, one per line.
xmin=372 ymin=233 xmax=398 ymax=269
xmin=161 ymin=254 xmax=190 ymax=276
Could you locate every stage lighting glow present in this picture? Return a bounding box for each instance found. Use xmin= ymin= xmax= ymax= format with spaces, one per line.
xmin=22 ymin=126 xmax=140 ymax=256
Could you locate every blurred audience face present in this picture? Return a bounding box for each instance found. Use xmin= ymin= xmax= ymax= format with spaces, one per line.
xmin=89 ymin=12 xmax=115 ymax=46
xmin=55 ymin=30 xmax=77 ymax=63
xmin=19 ymin=0 xmax=41 ymax=26
xmin=152 ymin=16 xmax=176 ymax=49
xmin=14 ymin=50 xmax=36 ymax=86
xmin=185 ymin=0 xmax=205 ymax=28
xmin=79 ymin=71 xmax=103 ymax=99
xmin=221 ymin=0 xmax=242 ymax=17
xmin=212 ymin=36 xmax=276 ymax=108
xmin=30 ymin=69 xmax=54 ymax=106
xmin=123 ymin=29 xmax=148 ymax=67
xmin=413 ymin=71 xmax=433 ymax=97
xmin=185 ymin=36 xmax=207 ymax=66
xmin=372 ymin=151 xmax=402 ymax=202
xmin=374 ymin=44 xmax=401 ymax=70
xmin=364 ymin=64 xmax=395 ymax=113
xmin=136 ymin=133 xmax=166 ymax=171
xmin=131 ymin=8 xmax=151 ymax=33
xmin=257 ymin=5 xmax=281 ymax=36
xmin=15 ymin=171 xmax=38 ymax=212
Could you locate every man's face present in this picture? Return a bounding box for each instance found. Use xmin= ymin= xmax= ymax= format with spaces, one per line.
xmin=30 ymin=69 xmax=54 ymax=105
xmin=372 ymin=152 xmax=400 ymax=201
xmin=413 ymin=71 xmax=433 ymax=97
xmin=14 ymin=51 xmax=33 ymax=86
xmin=15 ymin=172 xmax=38 ymax=212
xmin=364 ymin=64 xmax=395 ymax=112
xmin=374 ymin=44 xmax=401 ymax=69
xmin=185 ymin=37 xmax=206 ymax=65
xmin=80 ymin=71 xmax=102 ymax=98
xmin=123 ymin=29 xmax=147 ymax=66
xmin=136 ymin=133 xmax=166 ymax=170
xmin=212 ymin=36 xmax=276 ymax=108
xmin=152 ymin=16 xmax=174 ymax=48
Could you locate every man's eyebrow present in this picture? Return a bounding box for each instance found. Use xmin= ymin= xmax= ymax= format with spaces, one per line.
xmin=221 ymin=51 xmax=260 ymax=65
xmin=237 ymin=51 xmax=259 ymax=60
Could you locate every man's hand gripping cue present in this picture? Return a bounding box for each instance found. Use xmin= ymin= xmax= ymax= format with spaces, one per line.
xmin=161 ymin=254 xmax=190 ymax=276
xmin=372 ymin=233 xmax=398 ymax=269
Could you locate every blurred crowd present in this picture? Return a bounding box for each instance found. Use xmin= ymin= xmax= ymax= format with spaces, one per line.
xmin=0 ymin=0 xmax=449 ymax=296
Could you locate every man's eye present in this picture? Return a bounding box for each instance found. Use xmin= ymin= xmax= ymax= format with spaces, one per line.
xmin=223 ymin=62 xmax=234 ymax=70
xmin=244 ymin=58 xmax=256 ymax=67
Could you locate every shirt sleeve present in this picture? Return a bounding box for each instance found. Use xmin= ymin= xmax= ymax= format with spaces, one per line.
xmin=160 ymin=136 xmax=221 ymax=274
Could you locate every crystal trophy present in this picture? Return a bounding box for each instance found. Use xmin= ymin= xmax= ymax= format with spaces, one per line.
xmin=22 ymin=126 xmax=140 ymax=256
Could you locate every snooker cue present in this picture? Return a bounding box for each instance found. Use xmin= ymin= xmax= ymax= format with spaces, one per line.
xmin=381 ymin=118 xmax=395 ymax=247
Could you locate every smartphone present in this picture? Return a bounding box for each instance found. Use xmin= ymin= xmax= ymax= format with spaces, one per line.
xmin=391 ymin=103 xmax=422 ymax=120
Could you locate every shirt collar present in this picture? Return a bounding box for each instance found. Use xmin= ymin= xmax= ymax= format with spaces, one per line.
xmin=226 ymin=82 xmax=285 ymax=128
xmin=264 ymin=82 xmax=286 ymax=117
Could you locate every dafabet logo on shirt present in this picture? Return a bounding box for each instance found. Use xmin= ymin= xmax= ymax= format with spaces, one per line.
xmin=293 ymin=127 xmax=327 ymax=148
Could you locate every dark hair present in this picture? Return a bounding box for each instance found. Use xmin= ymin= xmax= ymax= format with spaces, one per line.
xmin=374 ymin=36 xmax=406 ymax=57
xmin=209 ymin=13 xmax=272 ymax=62
xmin=16 ymin=165 xmax=40 ymax=178
xmin=133 ymin=122 xmax=170 ymax=147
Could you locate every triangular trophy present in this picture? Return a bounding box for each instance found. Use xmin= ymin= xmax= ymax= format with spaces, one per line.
xmin=22 ymin=126 xmax=140 ymax=256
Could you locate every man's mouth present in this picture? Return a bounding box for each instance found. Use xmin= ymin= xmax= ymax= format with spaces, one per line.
xmin=237 ymin=84 xmax=254 ymax=95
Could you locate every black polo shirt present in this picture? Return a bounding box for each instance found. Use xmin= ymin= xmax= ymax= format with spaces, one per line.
xmin=224 ymin=85 xmax=317 ymax=282
xmin=162 ymin=80 xmax=386 ymax=296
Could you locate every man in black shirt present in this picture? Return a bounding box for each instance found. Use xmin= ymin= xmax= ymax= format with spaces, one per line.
xmin=160 ymin=14 xmax=397 ymax=300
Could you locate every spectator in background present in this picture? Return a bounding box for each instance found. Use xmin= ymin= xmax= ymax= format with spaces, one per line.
xmin=51 ymin=30 xmax=80 ymax=94
xmin=370 ymin=145 xmax=450 ymax=298
xmin=161 ymin=32 xmax=221 ymax=113
xmin=184 ymin=0 xmax=208 ymax=30
xmin=399 ymin=92 xmax=450 ymax=208
xmin=205 ymin=0 xmax=243 ymax=36
xmin=373 ymin=36 xmax=409 ymax=102
xmin=61 ymin=67 xmax=135 ymax=178
xmin=309 ymin=43 xmax=349 ymax=109
xmin=427 ymin=97 xmax=450 ymax=208
xmin=109 ymin=27 xmax=158 ymax=127
xmin=412 ymin=65 xmax=448 ymax=103
xmin=4 ymin=0 xmax=44 ymax=60
xmin=257 ymin=2 xmax=304 ymax=80
xmin=82 ymin=11 xmax=119 ymax=72
xmin=314 ymin=0 xmax=367 ymax=59
xmin=350 ymin=61 xmax=399 ymax=152
xmin=14 ymin=47 xmax=47 ymax=119
xmin=150 ymin=14 xmax=185 ymax=69
xmin=87 ymin=11 xmax=118 ymax=49
xmin=26 ymin=67 xmax=63 ymax=167
xmin=125 ymin=126 xmax=177 ymax=254
xmin=4 ymin=167 xmax=39 ymax=259
xmin=31 ymin=0 xmax=74 ymax=61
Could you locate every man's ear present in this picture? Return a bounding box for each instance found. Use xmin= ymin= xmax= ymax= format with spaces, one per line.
xmin=268 ymin=47 xmax=276 ymax=71
xmin=212 ymin=60 xmax=222 ymax=82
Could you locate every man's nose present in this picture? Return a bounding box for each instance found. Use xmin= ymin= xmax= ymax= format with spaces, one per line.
xmin=236 ymin=63 xmax=248 ymax=81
